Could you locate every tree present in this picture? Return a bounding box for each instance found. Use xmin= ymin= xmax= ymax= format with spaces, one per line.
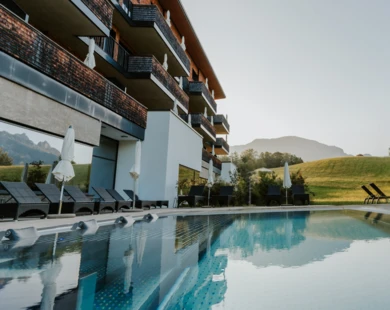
xmin=0 ymin=148 xmax=13 ymax=166
xmin=27 ymin=160 xmax=47 ymax=189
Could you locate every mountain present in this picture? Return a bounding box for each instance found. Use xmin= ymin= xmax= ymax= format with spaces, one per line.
xmin=231 ymin=136 xmax=349 ymax=162
xmin=0 ymin=131 xmax=60 ymax=165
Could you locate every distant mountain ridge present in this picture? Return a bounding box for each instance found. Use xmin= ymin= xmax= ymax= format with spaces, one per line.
xmin=0 ymin=131 xmax=60 ymax=165
xmin=231 ymin=136 xmax=349 ymax=162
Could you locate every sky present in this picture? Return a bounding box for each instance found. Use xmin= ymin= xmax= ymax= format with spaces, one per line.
xmin=181 ymin=0 xmax=390 ymax=156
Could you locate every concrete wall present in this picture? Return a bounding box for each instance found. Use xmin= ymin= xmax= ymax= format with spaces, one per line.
xmin=139 ymin=111 xmax=202 ymax=207
xmin=115 ymin=140 xmax=137 ymax=198
xmin=0 ymin=77 xmax=101 ymax=146
xmin=221 ymin=162 xmax=237 ymax=183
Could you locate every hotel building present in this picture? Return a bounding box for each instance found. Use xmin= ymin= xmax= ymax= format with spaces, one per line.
xmin=0 ymin=0 xmax=232 ymax=206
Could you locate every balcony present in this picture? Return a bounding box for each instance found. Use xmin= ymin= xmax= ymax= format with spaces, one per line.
xmin=202 ymin=149 xmax=222 ymax=171
xmin=184 ymin=79 xmax=217 ymax=116
xmin=111 ymin=1 xmax=190 ymax=76
xmin=211 ymin=115 xmax=230 ymax=134
xmin=90 ymin=36 xmax=189 ymax=113
xmin=14 ymin=0 xmax=113 ymax=36
xmin=0 ymin=6 xmax=147 ymax=129
xmin=214 ymin=138 xmax=230 ymax=155
xmin=181 ymin=114 xmax=216 ymax=142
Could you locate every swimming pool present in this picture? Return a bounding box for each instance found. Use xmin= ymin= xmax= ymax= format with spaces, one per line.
xmin=1 ymin=210 xmax=390 ymax=309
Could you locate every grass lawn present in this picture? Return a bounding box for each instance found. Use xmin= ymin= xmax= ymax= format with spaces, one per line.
xmin=270 ymin=157 xmax=390 ymax=205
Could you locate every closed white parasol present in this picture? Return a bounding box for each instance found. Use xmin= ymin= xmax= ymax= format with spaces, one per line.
xmin=207 ymin=159 xmax=214 ymax=206
xmin=84 ymin=38 xmax=96 ymax=69
xmin=283 ymin=162 xmax=292 ymax=205
xmin=52 ymin=126 xmax=75 ymax=214
xmin=130 ymin=141 xmax=141 ymax=209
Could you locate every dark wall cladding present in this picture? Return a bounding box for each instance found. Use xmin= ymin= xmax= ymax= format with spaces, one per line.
xmin=213 ymin=114 xmax=230 ymax=132
xmin=131 ymin=4 xmax=190 ymax=71
xmin=0 ymin=6 xmax=147 ymax=129
xmin=80 ymin=0 xmax=114 ymax=29
xmin=191 ymin=114 xmax=216 ymax=138
xmin=216 ymin=137 xmax=230 ymax=153
xmin=202 ymin=149 xmax=222 ymax=170
xmin=128 ymin=56 xmax=189 ymax=111
xmin=187 ymin=80 xmax=217 ymax=113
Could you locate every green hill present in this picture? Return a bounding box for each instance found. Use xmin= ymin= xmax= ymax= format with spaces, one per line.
xmin=271 ymin=157 xmax=390 ymax=205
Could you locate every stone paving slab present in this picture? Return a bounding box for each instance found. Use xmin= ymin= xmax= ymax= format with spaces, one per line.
xmin=0 ymin=205 xmax=389 ymax=235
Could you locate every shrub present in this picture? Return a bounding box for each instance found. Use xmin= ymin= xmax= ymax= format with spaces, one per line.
xmin=253 ymin=172 xmax=283 ymax=206
xmin=0 ymin=148 xmax=13 ymax=166
xmin=27 ymin=161 xmax=47 ymax=189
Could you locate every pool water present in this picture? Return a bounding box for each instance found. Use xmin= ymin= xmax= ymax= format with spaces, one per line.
xmin=1 ymin=210 xmax=390 ymax=309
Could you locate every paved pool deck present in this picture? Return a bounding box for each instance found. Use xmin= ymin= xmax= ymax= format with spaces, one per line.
xmin=1 ymin=204 xmax=390 ymax=235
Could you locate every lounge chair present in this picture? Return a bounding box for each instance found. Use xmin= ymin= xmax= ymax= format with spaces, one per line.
xmin=178 ymin=186 xmax=205 ymax=207
xmin=106 ymin=189 xmax=132 ymax=211
xmin=123 ymin=190 xmax=157 ymax=209
xmin=212 ymin=186 xmax=235 ymax=207
xmin=0 ymin=181 xmax=49 ymax=220
xmin=36 ymin=183 xmax=94 ymax=215
xmin=361 ymin=185 xmax=378 ymax=204
xmin=65 ymin=186 xmax=115 ymax=214
xmin=92 ymin=187 xmax=126 ymax=212
xmin=291 ymin=185 xmax=310 ymax=205
xmin=369 ymin=183 xmax=390 ymax=204
xmin=125 ymin=190 xmax=168 ymax=208
xmin=265 ymin=185 xmax=282 ymax=206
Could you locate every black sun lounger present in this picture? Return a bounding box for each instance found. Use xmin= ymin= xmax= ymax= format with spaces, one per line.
xmin=212 ymin=186 xmax=235 ymax=207
xmin=123 ymin=190 xmax=156 ymax=209
xmin=369 ymin=183 xmax=390 ymax=204
xmin=65 ymin=186 xmax=114 ymax=214
xmin=291 ymin=185 xmax=310 ymax=205
xmin=105 ymin=189 xmax=132 ymax=211
xmin=92 ymin=187 xmax=121 ymax=212
xmin=0 ymin=181 xmax=49 ymax=220
xmin=361 ymin=185 xmax=378 ymax=204
xmin=36 ymin=183 xmax=93 ymax=214
xmin=178 ymin=186 xmax=205 ymax=207
xmin=265 ymin=185 xmax=282 ymax=206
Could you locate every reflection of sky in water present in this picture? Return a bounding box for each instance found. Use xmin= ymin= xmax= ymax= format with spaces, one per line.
xmin=211 ymin=212 xmax=390 ymax=309
xmin=218 ymin=240 xmax=390 ymax=310
xmin=0 ymin=212 xmax=390 ymax=309
xmin=0 ymin=121 xmax=92 ymax=164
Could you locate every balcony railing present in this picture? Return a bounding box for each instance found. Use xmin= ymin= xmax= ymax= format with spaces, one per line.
xmin=212 ymin=115 xmax=230 ymax=133
xmin=202 ymin=149 xmax=222 ymax=171
xmin=215 ymin=137 xmax=230 ymax=153
xmin=181 ymin=114 xmax=216 ymax=139
xmin=0 ymin=7 xmax=147 ymax=128
xmin=128 ymin=56 xmax=189 ymax=111
xmin=93 ymin=36 xmax=189 ymax=111
xmin=81 ymin=0 xmax=113 ymax=29
xmin=131 ymin=5 xmax=190 ymax=72
xmin=94 ymin=36 xmax=130 ymax=70
xmin=185 ymin=80 xmax=217 ymax=113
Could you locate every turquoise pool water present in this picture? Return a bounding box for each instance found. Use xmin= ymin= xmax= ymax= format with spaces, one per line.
xmin=1 ymin=211 xmax=390 ymax=309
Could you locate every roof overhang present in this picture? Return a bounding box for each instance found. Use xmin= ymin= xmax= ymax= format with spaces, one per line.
xmin=158 ymin=0 xmax=226 ymax=100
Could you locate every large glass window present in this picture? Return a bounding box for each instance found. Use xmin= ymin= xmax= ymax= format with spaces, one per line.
xmin=0 ymin=121 xmax=92 ymax=191
xmin=178 ymin=165 xmax=205 ymax=195
xmin=88 ymin=136 xmax=118 ymax=193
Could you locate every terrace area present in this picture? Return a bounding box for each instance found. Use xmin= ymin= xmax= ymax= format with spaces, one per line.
xmin=90 ymin=36 xmax=189 ymax=113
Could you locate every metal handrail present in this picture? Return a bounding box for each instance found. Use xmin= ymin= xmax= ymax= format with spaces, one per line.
xmin=94 ymin=36 xmax=130 ymax=70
